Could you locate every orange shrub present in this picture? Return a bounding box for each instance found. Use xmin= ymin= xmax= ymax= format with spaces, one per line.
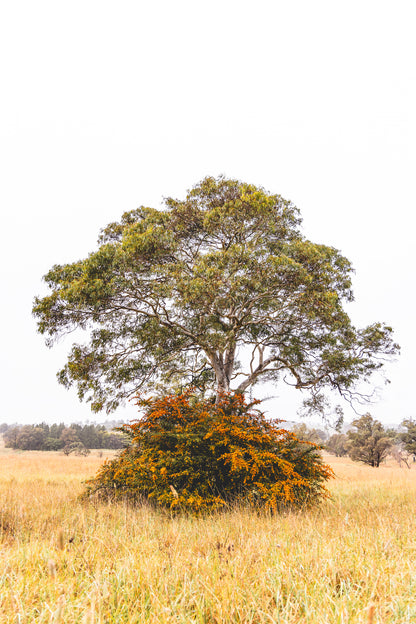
xmin=85 ymin=392 xmax=333 ymax=513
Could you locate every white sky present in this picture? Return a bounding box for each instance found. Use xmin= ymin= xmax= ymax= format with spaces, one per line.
xmin=1 ymin=0 xmax=415 ymax=426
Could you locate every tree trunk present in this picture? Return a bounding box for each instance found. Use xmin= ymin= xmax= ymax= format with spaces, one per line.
xmin=215 ymin=369 xmax=230 ymax=402
xmin=207 ymin=351 xmax=231 ymax=402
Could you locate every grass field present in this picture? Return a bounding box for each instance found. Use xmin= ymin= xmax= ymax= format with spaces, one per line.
xmin=1 ymin=448 xmax=416 ymax=623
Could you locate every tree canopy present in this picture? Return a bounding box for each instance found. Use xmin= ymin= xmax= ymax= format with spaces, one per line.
xmin=33 ymin=176 xmax=398 ymax=413
xmin=346 ymin=413 xmax=394 ymax=467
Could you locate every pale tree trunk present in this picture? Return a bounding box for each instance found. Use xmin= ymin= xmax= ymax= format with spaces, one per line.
xmin=214 ymin=359 xmax=230 ymax=401
xmin=207 ymin=348 xmax=235 ymax=402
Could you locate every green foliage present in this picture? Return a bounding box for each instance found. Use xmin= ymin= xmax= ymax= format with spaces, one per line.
xmin=325 ymin=433 xmax=349 ymax=457
xmin=3 ymin=422 xmax=126 ymax=451
xmin=4 ymin=426 xmax=47 ymax=451
xmin=86 ymin=392 xmax=333 ymax=514
xmin=290 ymin=423 xmax=327 ymax=444
xmin=347 ymin=414 xmax=394 ymax=467
xmin=33 ymin=176 xmax=398 ymax=417
xmin=399 ymin=419 xmax=416 ymax=455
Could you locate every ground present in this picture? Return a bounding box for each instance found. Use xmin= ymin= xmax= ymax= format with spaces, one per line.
xmin=1 ymin=446 xmax=416 ymax=623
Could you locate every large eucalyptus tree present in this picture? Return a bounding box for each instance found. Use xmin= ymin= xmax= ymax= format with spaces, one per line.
xmin=33 ymin=176 xmax=398 ymax=413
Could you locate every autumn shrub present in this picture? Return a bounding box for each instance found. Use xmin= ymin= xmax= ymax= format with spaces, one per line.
xmin=85 ymin=392 xmax=333 ymax=513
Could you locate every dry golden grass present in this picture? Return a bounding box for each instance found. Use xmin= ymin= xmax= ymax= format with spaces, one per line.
xmin=1 ymin=449 xmax=416 ymax=623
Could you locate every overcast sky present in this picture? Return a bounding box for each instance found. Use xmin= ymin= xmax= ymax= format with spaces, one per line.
xmin=1 ymin=0 xmax=414 ymax=426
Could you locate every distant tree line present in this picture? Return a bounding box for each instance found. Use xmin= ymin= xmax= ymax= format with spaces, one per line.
xmin=0 ymin=422 xmax=127 ymax=454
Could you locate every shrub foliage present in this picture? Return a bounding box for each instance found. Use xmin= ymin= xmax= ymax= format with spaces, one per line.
xmin=86 ymin=392 xmax=333 ymax=513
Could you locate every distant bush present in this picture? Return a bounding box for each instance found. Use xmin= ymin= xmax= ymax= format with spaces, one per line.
xmin=63 ymin=442 xmax=90 ymax=456
xmin=86 ymin=391 xmax=333 ymax=514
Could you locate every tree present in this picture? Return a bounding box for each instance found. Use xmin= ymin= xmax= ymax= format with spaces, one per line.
xmin=101 ymin=431 xmax=127 ymax=449
xmin=3 ymin=426 xmax=20 ymax=449
xmin=14 ymin=426 xmax=46 ymax=450
xmin=44 ymin=436 xmax=64 ymax=451
xmin=326 ymin=433 xmax=349 ymax=457
xmin=399 ymin=419 xmax=416 ymax=456
xmin=33 ymin=176 xmax=398 ymax=414
xmin=50 ymin=423 xmax=66 ymax=439
xmin=389 ymin=444 xmax=411 ymax=468
xmin=86 ymin=391 xmax=333 ymax=513
xmin=290 ymin=423 xmax=327 ymax=444
xmin=59 ymin=426 xmax=80 ymax=450
xmin=347 ymin=414 xmax=393 ymax=467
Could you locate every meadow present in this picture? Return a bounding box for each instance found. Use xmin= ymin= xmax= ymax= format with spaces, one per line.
xmin=1 ymin=445 xmax=416 ymax=623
